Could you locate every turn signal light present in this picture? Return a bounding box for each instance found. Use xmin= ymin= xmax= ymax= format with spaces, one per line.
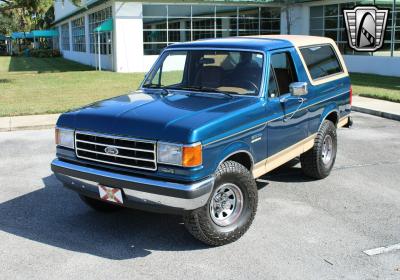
xmin=182 ymin=144 xmax=202 ymax=167
xmin=55 ymin=128 xmax=60 ymax=145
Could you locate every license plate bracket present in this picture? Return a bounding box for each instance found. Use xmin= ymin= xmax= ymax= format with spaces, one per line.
xmin=98 ymin=185 xmax=124 ymax=204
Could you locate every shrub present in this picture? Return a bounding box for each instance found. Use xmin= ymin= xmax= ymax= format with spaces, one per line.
xmin=30 ymin=49 xmax=61 ymax=58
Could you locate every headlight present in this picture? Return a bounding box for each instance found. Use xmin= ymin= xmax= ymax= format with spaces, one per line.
xmin=55 ymin=127 xmax=75 ymax=149
xmin=157 ymin=142 xmax=202 ymax=167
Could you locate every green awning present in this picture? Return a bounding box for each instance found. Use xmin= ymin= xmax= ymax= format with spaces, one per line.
xmin=94 ymin=19 xmax=113 ymax=32
xmin=11 ymin=32 xmax=33 ymax=39
xmin=31 ymin=29 xmax=59 ymax=38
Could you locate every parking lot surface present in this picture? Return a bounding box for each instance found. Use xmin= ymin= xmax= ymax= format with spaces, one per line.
xmin=0 ymin=112 xmax=399 ymax=279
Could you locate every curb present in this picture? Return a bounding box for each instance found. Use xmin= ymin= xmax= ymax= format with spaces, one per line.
xmin=0 ymin=114 xmax=59 ymax=132
xmin=0 ymin=124 xmax=55 ymax=132
xmin=352 ymin=106 xmax=400 ymax=121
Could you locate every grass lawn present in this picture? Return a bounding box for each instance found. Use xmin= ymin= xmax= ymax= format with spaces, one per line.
xmin=0 ymin=56 xmax=399 ymax=117
xmin=350 ymin=73 xmax=400 ymax=103
xmin=0 ymin=56 xmax=144 ymax=117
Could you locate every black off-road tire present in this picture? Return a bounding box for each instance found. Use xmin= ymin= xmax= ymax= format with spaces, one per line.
xmin=79 ymin=194 xmax=123 ymax=212
xmin=183 ymin=161 xmax=258 ymax=246
xmin=300 ymin=120 xmax=337 ymax=179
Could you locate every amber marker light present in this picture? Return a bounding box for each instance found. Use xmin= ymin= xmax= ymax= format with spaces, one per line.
xmin=182 ymin=143 xmax=202 ymax=167
xmin=55 ymin=128 xmax=60 ymax=145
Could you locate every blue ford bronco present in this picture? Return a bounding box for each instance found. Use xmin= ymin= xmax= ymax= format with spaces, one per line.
xmin=51 ymin=35 xmax=352 ymax=246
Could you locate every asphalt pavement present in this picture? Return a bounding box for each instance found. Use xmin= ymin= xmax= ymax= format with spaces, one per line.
xmin=0 ymin=112 xmax=399 ymax=279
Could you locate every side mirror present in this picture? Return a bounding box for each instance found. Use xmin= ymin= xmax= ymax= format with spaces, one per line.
xmin=289 ymin=82 xmax=308 ymax=96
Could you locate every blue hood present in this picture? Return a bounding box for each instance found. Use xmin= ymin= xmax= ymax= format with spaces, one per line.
xmin=57 ymin=90 xmax=263 ymax=143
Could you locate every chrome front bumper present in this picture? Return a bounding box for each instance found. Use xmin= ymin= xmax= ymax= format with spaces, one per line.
xmin=51 ymin=159 xmax=214 ymax=213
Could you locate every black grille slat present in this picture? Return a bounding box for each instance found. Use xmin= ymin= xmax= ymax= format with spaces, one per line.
xmin=75 ymin=132 xmax=156 ymax=171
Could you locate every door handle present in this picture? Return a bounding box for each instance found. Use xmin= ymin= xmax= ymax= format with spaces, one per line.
xmin=280 ymin=96 xmax=307 ymax=103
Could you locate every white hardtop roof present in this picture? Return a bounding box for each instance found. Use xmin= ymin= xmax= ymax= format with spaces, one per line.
xmin=248 ymin=35 xmax=336 ymax=48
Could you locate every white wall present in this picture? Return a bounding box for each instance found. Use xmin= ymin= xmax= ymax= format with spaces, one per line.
xmin=54 ymin=1 xmax=79 ymax=21
xmin=54 ymin=0 xmax=98 ymax=21
xmin=114 ymin=2 xmax=145 ymax=72
xmin=143 ymin=55 xmax=159 ymax=72
xmin=62 ymin=50 xmax=113 ymax=70
xmin=344 ymin=55 xmax=400 ymax=77
xmin=281 ymin=4 xmax=309 ymax=35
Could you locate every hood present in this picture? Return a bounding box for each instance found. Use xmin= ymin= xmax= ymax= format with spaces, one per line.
xmin=57 ymin=90 xmax=262 ymax=143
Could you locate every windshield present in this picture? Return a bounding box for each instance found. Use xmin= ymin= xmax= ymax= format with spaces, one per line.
xmin=142 ymin=50 xmax=264 ymax=96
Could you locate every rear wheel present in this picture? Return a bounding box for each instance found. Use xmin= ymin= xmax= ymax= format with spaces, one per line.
xmin=300 ymin=120 xmax=337 ymax=179
xmin=79 ymin=194 xmax=123 ymax=212
xmin=183 ymin=161 xmax=258 ymax=246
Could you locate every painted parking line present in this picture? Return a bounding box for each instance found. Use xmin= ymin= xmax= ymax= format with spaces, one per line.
xmin=363 ymin=243 xmax=400 ymax=256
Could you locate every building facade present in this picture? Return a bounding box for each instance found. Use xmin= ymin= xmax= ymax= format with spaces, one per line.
xmin=53 ymin=0 xmax=400 ymax=76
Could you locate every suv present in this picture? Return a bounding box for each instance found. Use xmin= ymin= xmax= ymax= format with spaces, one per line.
xmin=51 ymin=35 xmax=352 ymax=246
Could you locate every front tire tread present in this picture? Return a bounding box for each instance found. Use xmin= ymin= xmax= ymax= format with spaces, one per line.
xmin=184 ymin=161 xmax=258 ymax=246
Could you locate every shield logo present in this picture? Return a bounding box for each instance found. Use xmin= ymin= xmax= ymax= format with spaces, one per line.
xmin=343 ymin=6 xmax=389 ymax=52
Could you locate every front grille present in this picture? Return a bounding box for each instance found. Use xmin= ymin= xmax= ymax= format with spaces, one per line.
xmin=75 ymin=131 xmax=157 ymax=171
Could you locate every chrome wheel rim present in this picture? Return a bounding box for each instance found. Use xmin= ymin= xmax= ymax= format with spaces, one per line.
xmin=209 ymin=183 xmax=244 ymax=227
xmin=322 ymin=134 xmax=333 ymax=165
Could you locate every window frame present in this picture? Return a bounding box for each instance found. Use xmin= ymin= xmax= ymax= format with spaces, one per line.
xmin=142 ymin=4 xmax=281 ymax=55
xmin=298 ymin=43 xmax=345 ymax=83
xmin=141 ymin=48 xmax=267 ymax=98
xmin=60 ymin=23 xmax=70 ymax=51
xmin=88 ymin=6 xmax=113 ymax=55
xmin=71 ymin=16 xmax=86 ymax=53
xmin=268 ymin=50 xmax=299 ymax=97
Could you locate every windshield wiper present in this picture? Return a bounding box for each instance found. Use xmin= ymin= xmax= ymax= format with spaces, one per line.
xmin=168 ymin=85 xmax=233 ymax=98
xmin=142 ymin=83 xmax=170 ymax=96
xmin=201 ymin=86 xmax=234 ymax=98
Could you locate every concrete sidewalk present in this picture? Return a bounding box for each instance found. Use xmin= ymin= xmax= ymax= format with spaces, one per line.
xmin=0 ymin=114 xmax=60 ymax=132
xmin=0 ymin=96 xmax=399 ymax=132
xmin=352 ymin=96 xmax=400 ymax=121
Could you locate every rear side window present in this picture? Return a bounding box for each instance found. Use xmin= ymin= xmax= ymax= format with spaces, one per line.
xmin=300 ymin=45 xmax=343 ymax=80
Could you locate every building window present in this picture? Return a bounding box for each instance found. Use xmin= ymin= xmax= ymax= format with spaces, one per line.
xmin=88 ymin=7 xmax=112 ymax=55
xmin=61 ymin=23 xmax=70 ymax=51
xmin=310 ymin=1 xmax=399 ymax=57
xmin=71 ymin=17 xmax=86 ymax=52
xmin=260 ymin=7 xmax=281 ymax=35
xmin=143 ymin=4 xmax=281 ymax=55
xmin=309 ymin=3 xmax=355 ymax=55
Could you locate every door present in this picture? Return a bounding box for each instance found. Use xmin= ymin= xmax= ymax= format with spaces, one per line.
xmin=266 ymin=49 xmax=309 ymax=157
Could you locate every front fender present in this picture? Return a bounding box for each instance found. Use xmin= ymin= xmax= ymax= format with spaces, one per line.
xmin=211 ymin=141 xmax=253 ymax=173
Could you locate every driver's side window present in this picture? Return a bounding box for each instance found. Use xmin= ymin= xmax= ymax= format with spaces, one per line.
xmin=269 ymin=52 xmax=298 ymax=96
xmin=268 ymin=66 xmax=279 ymax=98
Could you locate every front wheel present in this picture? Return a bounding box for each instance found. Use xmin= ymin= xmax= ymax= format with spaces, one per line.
xmin=183 ymin=161 xmax=258 ymax=246
xmin=300 ymin=120 xmax=337 ymax=179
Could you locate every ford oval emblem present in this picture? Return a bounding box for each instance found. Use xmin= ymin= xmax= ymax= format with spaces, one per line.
xmin=104 ymin=146 xmax=119 ymax=155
